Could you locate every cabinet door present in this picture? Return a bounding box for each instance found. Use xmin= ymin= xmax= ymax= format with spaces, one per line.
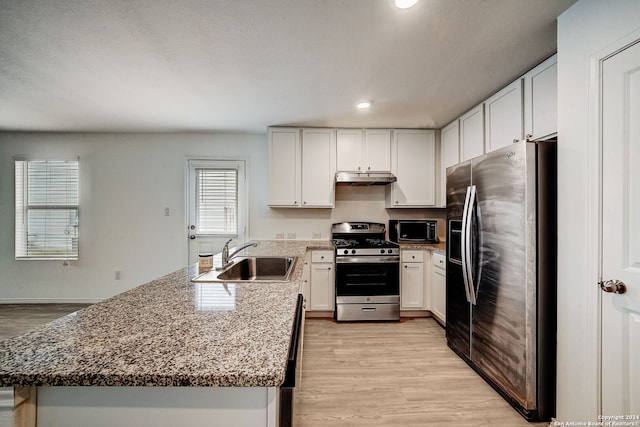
xmin=364 ymin=129 xmax=391 ymax=172
xmin=524 ymin=54 xmax=557 ymax=140
xmin=440 ymin=120 xmax=460 ymax=208
xmin=459 ymin=104 xmax=485 ymax=162
xmin=431 ymin=253 xmax=446 ymax=323
xmin=401 ymin=262 xmax=424 ymax=309
xmin=388 ymin=130 xmax=436 ymax=207
xmin=301 ymin=129 xmax=336 ymax=207
xmin=268 ymin=128 xmax=300 ymax=206
xmin=336 ymin=129 xmax=363 ymax=171
xmin=310 ymin=263 xmax=334 ymax=311
xmin=484 ymin=79 xmax=523 ymax=153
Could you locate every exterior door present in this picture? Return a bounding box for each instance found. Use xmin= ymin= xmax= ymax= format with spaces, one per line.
xmin=601 ymin=40 xmax=640 ymax=416
xmin=187 ymin=159 xmax=247 ymax=265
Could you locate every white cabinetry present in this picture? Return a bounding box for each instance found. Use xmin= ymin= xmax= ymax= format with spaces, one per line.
xmin=431 ymin=252 xmax=446 ymax=325
xmin=401 ymin=250 xmax=425 ymax=309
xmin=484 ymin=79 xmax=523 ymax=153
xmin=308 ymin=250 xmax=334 ymax=312
xmin=524 ymin=54 xmax=557 ymax=140
xmin=387 ymin=130 xmax=436 ymax=207
xmin=459 ymin=104 xmax=485 ymax=162
xmin=268 ymin=127 xmax=336 ymax=208
xmin=336 ymin=129 xmax=391 ymax=172
xmin=268 ymin=127 xmax=300 ymax=206
xmin=440 ymin=120 xmax=460 ymax=207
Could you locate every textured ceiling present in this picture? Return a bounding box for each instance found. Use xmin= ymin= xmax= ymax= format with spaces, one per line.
xmin=0 ymin=0 xmax=576 ymax=133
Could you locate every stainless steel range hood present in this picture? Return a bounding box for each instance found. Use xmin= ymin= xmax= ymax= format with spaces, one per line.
xmin=335 ymin=171 xmax=397 ymax=186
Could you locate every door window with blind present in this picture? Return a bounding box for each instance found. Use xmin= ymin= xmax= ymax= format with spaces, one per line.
xmin=15 ymin=159 xmax=80 ymax=260
xmin=195 ymin=168 xmax=238 ymax=235
xmin=187 ymin=160 xmax=247 ymax=263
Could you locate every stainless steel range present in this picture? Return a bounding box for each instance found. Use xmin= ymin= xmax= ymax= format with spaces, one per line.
xmin=332 ymin=222 xmax=400 ymax=322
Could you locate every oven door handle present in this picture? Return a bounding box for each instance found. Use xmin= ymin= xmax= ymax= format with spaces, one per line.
xmin=335 ymin=256 xmax=400 ymax=263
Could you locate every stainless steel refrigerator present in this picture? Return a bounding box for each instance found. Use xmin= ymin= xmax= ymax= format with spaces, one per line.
xmin=445 ymin=140 xmax=556 ymax=421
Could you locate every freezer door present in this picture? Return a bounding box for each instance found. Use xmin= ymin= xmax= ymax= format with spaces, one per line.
xmin=445 ymin=161 xmax=471 ymax=359
xmin=469 ymin=141 xmax=537 ymax=409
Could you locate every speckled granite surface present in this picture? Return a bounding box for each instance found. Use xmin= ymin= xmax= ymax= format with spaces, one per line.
xmin=399 ymin=241 xmax=446 ymax=253
xmin=0 ymin=240 xmax=332 ymax=388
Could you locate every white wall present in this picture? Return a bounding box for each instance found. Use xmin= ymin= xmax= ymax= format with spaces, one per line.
xmin=0 ymin=132 xmax=444 ymax=301
xmin=556 ymin=0 xmax=640 ymax=422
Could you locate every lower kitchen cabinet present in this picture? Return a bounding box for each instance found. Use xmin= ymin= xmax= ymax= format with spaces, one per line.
xmin=400 ymin=250 xmax=431 ymax=311
xmin=306 ymin=250 xmax=335 ymax=313
xmin=431 ymin=251 xmax=446 ymax=325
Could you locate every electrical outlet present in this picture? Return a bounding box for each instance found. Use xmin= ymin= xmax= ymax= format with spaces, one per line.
xmin=164 ymin=207 xmax=171 ymax=216
xmin=312 ymin=232 xmax=321 ymax=239
xmin=115 ymin=270 xmax=122 ymax=280
xmin=275 ymin=232 xmax=285 ymax=239
xmin=287 ymin=232 xmax=296 ymax=240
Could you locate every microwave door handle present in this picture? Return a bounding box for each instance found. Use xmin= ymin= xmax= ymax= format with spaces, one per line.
xmin=460 ymin=185 xmax=472 ymax=303
xmin=466 ymin=185 xmax=478 ymax=305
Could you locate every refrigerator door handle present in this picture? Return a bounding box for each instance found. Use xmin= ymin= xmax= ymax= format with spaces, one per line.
xmin=467 ymin=185 xmax=478 ymax=305
xmin=461 ymin=185 xmax=473 ymax=303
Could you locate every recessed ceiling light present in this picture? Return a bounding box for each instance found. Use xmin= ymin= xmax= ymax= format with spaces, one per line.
xmin=394 ymin=0 xmax=418 ymax=9
xmin=356 ymin=101 xmax=372 ymax=109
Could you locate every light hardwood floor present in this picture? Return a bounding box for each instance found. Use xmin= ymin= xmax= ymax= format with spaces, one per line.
xmin=295 ymin=318 xmax=550 ymax=427
xmin=0 ymin=304 xmax=90 ymax=342
xmin=1 ymin=306 xmax=550 ymax=426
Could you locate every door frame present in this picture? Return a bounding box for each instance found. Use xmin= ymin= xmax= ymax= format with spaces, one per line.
xmin=587 ymin=28 xmax=640 ymax=417
xmin=184 ymin=156 xmax=250 ymax=264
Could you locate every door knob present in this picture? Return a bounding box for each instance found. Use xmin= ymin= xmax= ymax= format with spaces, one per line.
xmin=599 ymin=279 xmax=627 ymax=294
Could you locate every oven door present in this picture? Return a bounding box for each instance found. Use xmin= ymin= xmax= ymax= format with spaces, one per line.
xmin=335 ymin=257 xmax=400 ymax=297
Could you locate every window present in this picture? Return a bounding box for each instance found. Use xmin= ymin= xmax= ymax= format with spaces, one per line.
xmin=15 ymin=159 xmax=79 ymax=260
xmin=195 ymin=168 xmax=238 ymax=235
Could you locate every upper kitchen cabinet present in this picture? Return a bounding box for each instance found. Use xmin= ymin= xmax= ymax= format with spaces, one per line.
xmin=524 ymin=54 xmax=557 ymax=141
xmin=268 ymin=127 xmax=336 ymax=208
xmin=336 ymin=129 xmax=391 ymax=172
xmin=386 ymin=129 xmax=436 ymax=208
xmin=484 ymin=78 xmax=523 ymax=152
xmin=440 ymin=120 xmax=460 ymax=207
xmin=268 ymin=127 xmax=300 ymax=206
xmin=459 ymin=104 xmax=485 ymax=162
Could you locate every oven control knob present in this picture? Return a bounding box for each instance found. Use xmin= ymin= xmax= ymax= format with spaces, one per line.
xmin=387 ymin=249 xmax=393 ymax=254
xmin=343 ymin=249 xmax=349 ymax=255
xmin=351 ymin=249 xmax=356 ymax=254
xmin=380 ymin=249 xmax=385 ymax=254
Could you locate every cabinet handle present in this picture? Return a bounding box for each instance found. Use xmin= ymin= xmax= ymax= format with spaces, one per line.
xmin=513 ymin=138 xmax=519 ymax=143
xmin=525 ymin=134 xmax=533 ymax=141
xmin=367 ymin=166 xmax=371 ymax=170
xmin=303 ymin=201 xmax=307 ymax=205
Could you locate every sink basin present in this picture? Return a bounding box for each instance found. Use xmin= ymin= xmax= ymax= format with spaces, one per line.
xmin=193 ymin=256 xmax=296 ymax=282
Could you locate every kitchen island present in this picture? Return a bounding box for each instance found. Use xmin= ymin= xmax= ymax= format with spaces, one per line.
xmin=0 ymin=240 xmax=331 ymax=427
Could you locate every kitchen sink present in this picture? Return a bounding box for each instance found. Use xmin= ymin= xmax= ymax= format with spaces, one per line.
xmin=192 ymin=256 xmax=296 ymax=282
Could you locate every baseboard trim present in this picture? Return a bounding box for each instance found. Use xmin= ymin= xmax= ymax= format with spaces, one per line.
xmin=0 ymin=298 xmax=102 ymax=304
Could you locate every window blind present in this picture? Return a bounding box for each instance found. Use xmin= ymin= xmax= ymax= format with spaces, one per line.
xmin=195 ymin=168 xmax=237 ymax=235
xmin=15 ymin=160 xmax=79 ymax=259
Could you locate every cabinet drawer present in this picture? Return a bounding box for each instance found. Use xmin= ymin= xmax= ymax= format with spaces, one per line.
xmin=432 ymin=252 xmax=445 ymax=270
xmin=311 ymin=250 xmax=334 ymax=263
xmin=401 ymin=250 xmax=423 ymax=263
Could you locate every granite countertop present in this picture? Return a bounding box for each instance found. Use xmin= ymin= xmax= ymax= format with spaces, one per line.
xmin=0 ymin=240 xmax=332 ymax=388
xmin=398 ymin=241 xmax=446 ymax=253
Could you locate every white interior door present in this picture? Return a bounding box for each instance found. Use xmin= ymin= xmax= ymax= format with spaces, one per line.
xmin=187 ymin=159 xmax=247 ymax=265
xmin=601 ymin=40 xmax=640 ymax=417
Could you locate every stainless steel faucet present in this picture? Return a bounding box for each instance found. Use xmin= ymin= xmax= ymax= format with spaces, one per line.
xmin=219 ymin=239 xmax=258 ymax=269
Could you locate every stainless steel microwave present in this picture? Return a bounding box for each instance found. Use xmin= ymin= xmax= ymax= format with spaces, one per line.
xmin=389 ymin=219 xmax=439 ymax=244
